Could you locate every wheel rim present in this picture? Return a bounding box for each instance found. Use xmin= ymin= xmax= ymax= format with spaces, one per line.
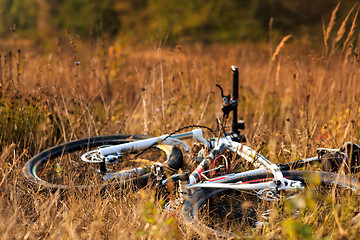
xmin=29 ymin=139 xmax=171 ymax=189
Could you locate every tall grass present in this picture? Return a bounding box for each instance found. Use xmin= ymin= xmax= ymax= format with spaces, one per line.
xmin=1 ymin=7 xmax=360 ymax=238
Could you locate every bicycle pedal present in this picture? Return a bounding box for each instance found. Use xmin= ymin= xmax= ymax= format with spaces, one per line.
xmin=151 ymin=163 xmax=165 ymax=181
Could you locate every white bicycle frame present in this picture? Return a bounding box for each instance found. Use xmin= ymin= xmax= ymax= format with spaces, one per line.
xmin=81 ymin=128 xmax=303 ymax=193
xmin=98 ymin=129 xmax=209 ymax=156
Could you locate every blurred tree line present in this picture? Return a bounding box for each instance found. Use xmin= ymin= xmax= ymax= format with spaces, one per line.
xmin=0 ymin=0 xmax=357 ymax=44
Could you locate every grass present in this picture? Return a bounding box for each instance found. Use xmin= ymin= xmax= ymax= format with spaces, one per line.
xmin=1 ymin=11 xmax=360 ymax=238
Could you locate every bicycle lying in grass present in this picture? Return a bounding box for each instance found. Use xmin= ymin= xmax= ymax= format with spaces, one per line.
xmin=23 ymin=66 xmax=360 ymax=237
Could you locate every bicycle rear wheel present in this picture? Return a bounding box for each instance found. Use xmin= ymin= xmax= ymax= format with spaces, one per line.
xmin=23 ymin=134 xmax=183 ymax=191
xmin=182 ymin=170 xmax=360 ymax=238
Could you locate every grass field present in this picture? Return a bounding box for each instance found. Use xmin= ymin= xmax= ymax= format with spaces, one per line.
xmin=1 ymin=20 xmax=360 ymax=239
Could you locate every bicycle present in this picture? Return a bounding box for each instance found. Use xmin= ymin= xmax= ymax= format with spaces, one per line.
xmin=23 ymin=66 xmax=360 ymax=237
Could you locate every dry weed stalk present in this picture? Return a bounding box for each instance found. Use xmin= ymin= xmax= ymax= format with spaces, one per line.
xmin=272 ymin=35 xmax=292 ymax=61
xmin=323 ymin=2 xmax=340 ymax=56
xmin=332 ymin=4 xmax=356 ymax=54
xmin=342 ymin=8 xmax=360 ymax=69
xmin=342 ymin=7 xmax=359 ymax=52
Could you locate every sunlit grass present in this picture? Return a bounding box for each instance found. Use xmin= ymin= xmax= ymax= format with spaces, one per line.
xmin=1 ymin=8 xmax=360 ymax=237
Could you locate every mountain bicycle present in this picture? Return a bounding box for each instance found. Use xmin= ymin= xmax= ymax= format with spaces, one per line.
xmin=23 ymin=66 xmax=360 ymax=237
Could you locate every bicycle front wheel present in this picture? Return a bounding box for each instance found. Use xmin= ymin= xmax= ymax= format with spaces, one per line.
xmin=182 ymin=170 xmax=360 ymax=238
xmin=23 ymin=134 xmax=183 ymax=191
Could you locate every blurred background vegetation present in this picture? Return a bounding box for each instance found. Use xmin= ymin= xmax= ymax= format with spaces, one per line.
xmin=0 ymin=0 xmax=358 ymax=46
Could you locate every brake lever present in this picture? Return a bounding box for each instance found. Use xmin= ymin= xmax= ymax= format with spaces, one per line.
xmin=216 ymin=84 xmax=224 ymax=98
xmin=216 ymin=84 xmax=231 ymax=104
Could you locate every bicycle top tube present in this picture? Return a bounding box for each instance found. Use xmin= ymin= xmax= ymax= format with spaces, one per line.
xmin=98 ymin=129 xmax=209 ymax=156
xmin=171 ymin=129 xmax=210 ymax=148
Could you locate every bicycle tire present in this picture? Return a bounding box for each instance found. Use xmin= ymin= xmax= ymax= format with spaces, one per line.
xmin=23 ymin=134 xmax=183 ymax=191
xmin=182 ymin=170 xmax=360 ymax=238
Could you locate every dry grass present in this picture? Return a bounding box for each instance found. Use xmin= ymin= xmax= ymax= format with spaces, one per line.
xmin=1 ymin=13 xmax=360 ymax=238
xmin=323 ymin=1 xmax=340 ymax=56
